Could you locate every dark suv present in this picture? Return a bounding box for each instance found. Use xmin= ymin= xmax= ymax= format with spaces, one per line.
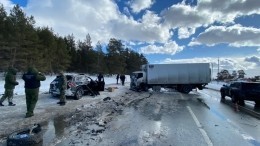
xmin=220 ymin=81 xmax=260 ymax=106
xmin=49 ymin=74 xmax=99 ymax=100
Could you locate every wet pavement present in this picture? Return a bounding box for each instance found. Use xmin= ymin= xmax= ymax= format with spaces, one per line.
xmin=1 ymin=88 xmax=259 ymax=146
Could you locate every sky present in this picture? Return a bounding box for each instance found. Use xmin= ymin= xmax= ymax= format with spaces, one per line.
xmin=0 ymin=0 xmax=260 ymax=77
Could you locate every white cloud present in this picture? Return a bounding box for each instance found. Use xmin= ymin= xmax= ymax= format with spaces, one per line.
xmin=197 ymin=0 xmax=260 ymax=22
xmin=19 ymin=0 xmax=171 ymax=45
xmin=178 ymin=27 xmax=196 ymax=39
xmin=162 ymin=4 xmax=212 ymax=28
xmin=257 ymin=48 xmax=260 ymax=53
xmin=162 ymin=0 xmax=260 ymax=30
xmin=245 ymin=56 xmax=260 ymax=66
xmin=140 ymin=41 xmax=184 ymax=55
xmin=1 ymin=0 xmax=260 ymax=55
xmin=189 ymin=25 xmax=260 ymax=47
xmin=129 ymin=0 xmax=154 ymax=13
xmin=0 ymin=0 xmax=14 ymax=12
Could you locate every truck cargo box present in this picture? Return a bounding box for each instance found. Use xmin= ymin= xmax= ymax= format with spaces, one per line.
xmin=142 ymin=63 xmax=211 ymax=85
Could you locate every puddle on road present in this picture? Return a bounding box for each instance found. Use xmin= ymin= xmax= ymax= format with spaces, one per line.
xmin=0 ymin=115 xmax=68 ymax=146
xmin=42 ymin=115 xmax=68 ymax=146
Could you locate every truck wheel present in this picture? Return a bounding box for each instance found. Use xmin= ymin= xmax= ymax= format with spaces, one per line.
xmin=140 ymin=83 xmax=148 ymax=91
xmin=74 ymin=87 xmax=83 ymax=100
xmin=181 ymin=85 xmax=192 ymax=94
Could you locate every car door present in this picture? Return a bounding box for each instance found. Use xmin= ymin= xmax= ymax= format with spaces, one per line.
xmin=229 ymin=82 xmax=240 ymax=96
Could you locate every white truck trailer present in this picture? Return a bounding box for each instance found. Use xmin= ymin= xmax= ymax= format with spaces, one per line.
xmin=130 ymin=63 xmax=211 ymax=94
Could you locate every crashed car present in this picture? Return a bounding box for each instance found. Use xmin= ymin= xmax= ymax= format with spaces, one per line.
xmin=49 ymin=74 xmax=99 ymax=100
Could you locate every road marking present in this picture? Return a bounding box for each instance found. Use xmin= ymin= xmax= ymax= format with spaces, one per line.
xmin=187 ymin=106 xmax=213 ymax=146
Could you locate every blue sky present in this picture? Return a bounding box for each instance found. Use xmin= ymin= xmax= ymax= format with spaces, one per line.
xmin=1 ymin=0 xmax=260 ymax=77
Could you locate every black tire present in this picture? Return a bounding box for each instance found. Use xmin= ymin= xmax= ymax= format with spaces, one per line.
xmin=140 ymin=83 xmax=148 ymax=91
xmin=181 ymin=85 xmax=192 ymax=94
xmin=255 ymin=101 xmax=260 ymax=107
xmin=231 ymin=95 xmax=237 ymax=103
xmin=238 ymin=99 xmax=245 ymax=106
xmin=7 ymin=124 xmax=43 ymax=146
xmin=74 ymin=87 xmax=83 ymax=100
xmin=220 ymin=91 xmax=225 ymax=100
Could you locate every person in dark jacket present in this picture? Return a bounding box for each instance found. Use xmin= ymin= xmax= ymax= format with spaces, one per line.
xmin=56 ymin=71 xmax=67 ymax=106
xmin=97 ymin=73 xmax=104 ymax=82
xmin=0 ymin=67 xmax=19 ymax=106
xmin=116 ymin=74 xmax=119 ymax=84
xmin=97 ymin=73 xmax=105 ymax=91
xmin=120 ymin=74 xmax=126 ymax=86
xmin=22 ymin=66 xmax=46 ymax=118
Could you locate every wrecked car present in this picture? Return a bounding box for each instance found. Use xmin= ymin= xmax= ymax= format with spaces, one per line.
xmin=49 ymin=74 xmax=99 ymax=100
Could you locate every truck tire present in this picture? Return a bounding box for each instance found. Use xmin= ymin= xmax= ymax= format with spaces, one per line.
xmin=7 ymin=124 xmax=43 ymax=146
xmin=181 ymin=85 xmax=192 ymax=94
xmin=140 ymin=83 xmax=148 ymax=91
xmin=74 ymin=87 xmax=83 ymax=100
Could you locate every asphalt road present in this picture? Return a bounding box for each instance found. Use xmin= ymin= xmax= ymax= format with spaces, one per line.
xmin=92 ymin=89 xmax=260 ymax=146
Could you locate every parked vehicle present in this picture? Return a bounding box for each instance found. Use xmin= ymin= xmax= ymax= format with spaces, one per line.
xmin=130 ymin=63 xmax=211 ymax=94
xmin=220 ymin=81 xmax=260 ymax=106
xmin=49 ymin=74 xmax=99 ymax=100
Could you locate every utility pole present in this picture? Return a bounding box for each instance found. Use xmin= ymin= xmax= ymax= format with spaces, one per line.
xmin=218 ymin=57 xmax=219 ymax=75
xmin=211 ymin=63 xmax=213 ymax=80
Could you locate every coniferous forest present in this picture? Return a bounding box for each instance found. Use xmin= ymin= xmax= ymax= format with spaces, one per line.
xmin=0 ymin=4 xmax=148 ymax=75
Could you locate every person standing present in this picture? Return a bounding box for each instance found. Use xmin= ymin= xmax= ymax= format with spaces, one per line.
xmin=0 ymin=67 xmax=19 ymax=106
xmin=57 ymin=71 xmax=67 ymax=106
xmin=97 ymin=73 xmax=104 ymax=82
xmin=22 ymin=66 xmax=46 ymax=118
xmin=120 ymin=74 xmax=126 ymax=86
xmin=116 ymin=74 xmax=119 ymax=84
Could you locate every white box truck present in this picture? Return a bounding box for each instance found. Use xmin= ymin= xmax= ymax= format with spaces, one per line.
xmin=130 ymin=63 xmax=211 ymax=94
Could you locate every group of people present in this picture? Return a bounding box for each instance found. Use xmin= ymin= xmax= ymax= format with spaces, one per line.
xmin=0 ymin=66 xmax=46 ymax=118
xmin=1 ymin=68 xmax=128 ymax=118
xmin=116 ymin=74 xmax=126 ymax=85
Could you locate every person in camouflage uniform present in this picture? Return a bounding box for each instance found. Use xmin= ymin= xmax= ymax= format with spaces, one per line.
xmin=22 ymin=66 xmax=46 ymax=118
xmin=0 ymin=67 xmax=19 ymax=106
xmin=57 ymin=71 xmax=67 ymax=106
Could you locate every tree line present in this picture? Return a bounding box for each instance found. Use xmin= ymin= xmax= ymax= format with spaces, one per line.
xmin=0 ymin=4 xmax=148 ymax=75
xmin=216 ymin=69 xmax=245 ymax=80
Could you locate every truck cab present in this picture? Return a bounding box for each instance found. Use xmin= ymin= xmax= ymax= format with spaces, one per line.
xmin=130 ymin=71 xmax=147 ymax=91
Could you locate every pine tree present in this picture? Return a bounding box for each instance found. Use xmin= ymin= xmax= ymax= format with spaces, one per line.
xmin=106 ymin=38 xmax=126 ymax=74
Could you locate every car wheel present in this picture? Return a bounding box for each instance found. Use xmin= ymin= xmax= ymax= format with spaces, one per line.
xmin=74 ymin=87 xmax=83 ymax=100
xmin=254 ymin=101 xmax=260 ymax=106
xmin=221 ymin=92 xmax=225 ymax=100
xmin=238 ymin=99 xmax=245 ymax=106
xmin=231 ymin=95 xmax=236 ymax=103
